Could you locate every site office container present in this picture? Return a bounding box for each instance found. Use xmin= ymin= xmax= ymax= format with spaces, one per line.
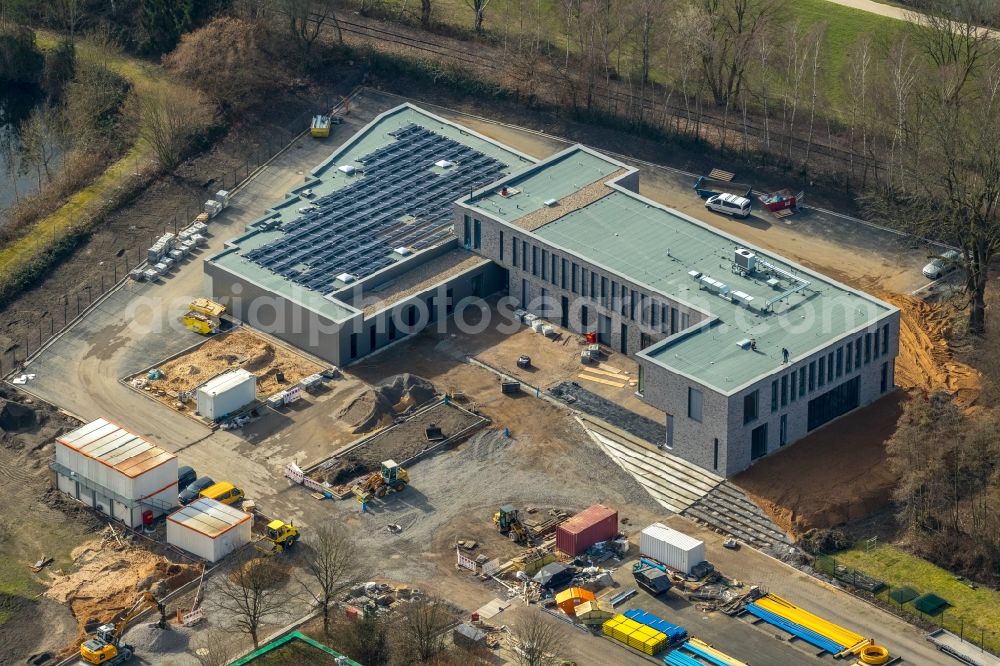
xmin=556 ymin=504 xmax=618 ymax=556
xmin=54 ymin=418 xmax=178 ymax=527
xmin=639 ymin=523 xmax=705 ymax=574
xmin=166 ymin=497 xmax=252 ymax=562
xmin=197 ymin=369 xmax=256 ymax=421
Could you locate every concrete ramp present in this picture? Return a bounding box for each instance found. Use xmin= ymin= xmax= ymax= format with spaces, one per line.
xmin=580 ymin=415 xmax=791 ymax=549
xmin=580 ymin=415 xmax=721 ymax=513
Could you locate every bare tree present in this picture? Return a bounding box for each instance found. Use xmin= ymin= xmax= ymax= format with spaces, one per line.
xmin=194 ymin=625 xmax=244 ymax=666
xmin=283 ymin=0 xmax=341 ymax=53
xmin=300 ymin=522 xmax=362 ymax=635
xmin=398 ymin=597 xmax=452 ymax=661
xmin=864 ymin=0 xmax=1000 ymax=334
xmin=465 ymin=0 xmax=491 ymax=35
xmin=209 ymin=553 xmax=293 ymax=649
xmin=697 ymin=0 xmax=784 ymax=106
xmin=135 ymin=87 xmax=213 ymax=172
xmin=510 ymin=615 xmax=566 ymax=666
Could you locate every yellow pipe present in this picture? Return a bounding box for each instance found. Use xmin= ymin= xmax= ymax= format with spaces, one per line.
xmin=756 ymin=594 xmax=865 ymax=648
xmin=687 ymin=638 xmax=750 ymax=666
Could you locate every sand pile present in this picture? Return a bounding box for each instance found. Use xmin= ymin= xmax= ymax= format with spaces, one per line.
xmin=147 ymin=328 xmax=323 ymax=398
xmin=337 ymin=374 xmax=436 ymax=433
xmin=880 ymin=292 xmax=981 ymax=405
xmin=45 ymin=537 xmax=198 ymax=643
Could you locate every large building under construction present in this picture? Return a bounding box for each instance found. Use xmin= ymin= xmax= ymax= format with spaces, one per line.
xmin=206 ymin=104 xmax=899 ymax=476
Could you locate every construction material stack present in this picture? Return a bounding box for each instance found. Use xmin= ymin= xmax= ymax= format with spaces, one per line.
xmin=602 ymin=614 xmax=667 ymax=655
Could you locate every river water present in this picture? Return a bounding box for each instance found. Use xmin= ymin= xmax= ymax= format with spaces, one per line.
xmin=0 ymin=86 xmax=48 ymax=221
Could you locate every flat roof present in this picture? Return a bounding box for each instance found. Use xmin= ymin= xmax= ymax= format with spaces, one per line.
xmin=167 ymin=497 xmax=251 ymax=538
xmin=464 ymin=146 xmax=895 ymax=394
xmin=57 ymin=418 xmax=175 ymax=478
xmin=361 ymin=248 xmax=490 ymax=316
xmin=208 ymin=104 xmax=534 ymax=323
xmin=199 ymin=368 xmax=255 ymax=396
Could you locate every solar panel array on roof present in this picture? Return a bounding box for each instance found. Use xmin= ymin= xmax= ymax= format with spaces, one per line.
xmin=244 ymin=124 xmax=507 ymax=292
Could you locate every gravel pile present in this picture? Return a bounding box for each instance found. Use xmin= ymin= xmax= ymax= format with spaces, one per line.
xmin=124 ymin=623 xmax=191 ymax=655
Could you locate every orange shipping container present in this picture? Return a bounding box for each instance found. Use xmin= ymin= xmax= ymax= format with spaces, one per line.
xmin=556 ymin=504 xmax=618 ymax=556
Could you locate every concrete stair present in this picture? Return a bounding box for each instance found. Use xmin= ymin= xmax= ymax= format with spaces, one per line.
xmin=684 ymin=483 xmax=792 ymax=550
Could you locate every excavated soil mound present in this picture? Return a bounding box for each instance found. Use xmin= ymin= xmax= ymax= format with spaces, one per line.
xmin=45 ymin=537 xmax=199 ymax=645
xmin=880 ymin=291 xmax=981 ymax=405
xmin=336 ymin=374 xmax=436 ymax=434
xmin=123 ymin=624 xmax=192 ymax=655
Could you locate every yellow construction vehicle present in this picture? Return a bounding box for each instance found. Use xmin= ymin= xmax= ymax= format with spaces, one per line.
xmin=265 ymin=520 xmax=300 ymax=553
xmin=183 ymin=298 xmax=225 ymax=335
xmin=80 ymin=591 xmax=167 ymax=665
xmin=494 ymin=504 xmax=532 ymax=545
xmin=352 ymin=460 xmax=409 ymax=502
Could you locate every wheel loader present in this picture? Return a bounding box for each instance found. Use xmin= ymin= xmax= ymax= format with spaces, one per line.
xmin=352 ymin=460 xmax=409 ymax=502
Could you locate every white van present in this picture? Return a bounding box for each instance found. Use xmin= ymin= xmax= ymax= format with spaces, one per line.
xmin=705 ymin=193 xmax=752 ymax=219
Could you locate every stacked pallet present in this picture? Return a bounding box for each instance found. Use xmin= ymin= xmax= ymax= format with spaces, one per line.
xmin=602 ymin=614 xmax=667 ymax=655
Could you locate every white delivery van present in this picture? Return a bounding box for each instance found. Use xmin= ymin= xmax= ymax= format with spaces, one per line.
xmin=705 ymin=193 xmax=752 ymax=219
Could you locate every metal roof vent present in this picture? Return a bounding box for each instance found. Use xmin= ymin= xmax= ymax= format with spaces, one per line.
xmin=338 ymin=165 xmax=357 ymax=175
xmin=688 ymin=270 xmax=703 ymax=280
xmin=544 ymin=198 xmax=559 ymax=207
xmin=435 ymin=160 xmax=455 ymax=168
xmin=336 ymin=272 xmax=357 ymax=284
xmin=737 ymin=338 xmax=752 ymax=349
xmin=394 ymin=247 xmax=413 ymax=257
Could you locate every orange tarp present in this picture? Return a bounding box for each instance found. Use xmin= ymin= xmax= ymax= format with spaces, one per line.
xmin=555 ymin=587 xmax=596 ymax=614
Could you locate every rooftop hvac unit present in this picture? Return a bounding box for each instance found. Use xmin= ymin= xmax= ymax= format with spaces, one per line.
xmin=734 ymin=248 xmax=757 ymax=272
xmin=338 ymin=165 xmax=357 ymax=175
xmin=543 ymin=198 xmax=559 ymax=207
xmin=699 ymin=275 xmax=730 ymax=297
xmin=336 ymin=273 xmax=357 ymax=284
xmin=394 ymin=247 xmax=413 ymax=257
xmin=688 ymin=270 xmax=703 ymax=281
xmin=766 ymin=277 xmax=781 ymax=289
xmin=731 ymin=290 xmax=754 ymax=308
xmin=434 ymin=160 xmax=455 ymax=169
xmin=737 ymin=338 xmax=752 ymax=349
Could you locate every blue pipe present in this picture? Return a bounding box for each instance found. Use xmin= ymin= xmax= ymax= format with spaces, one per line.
xmin=744 ymin=603 xmax=845 ymax=654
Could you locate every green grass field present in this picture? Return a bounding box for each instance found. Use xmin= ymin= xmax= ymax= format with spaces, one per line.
xmin=382 ymin=0 xmax=907 ymax=111
xmin=835 ymin=544 xmax=1000 ymax=653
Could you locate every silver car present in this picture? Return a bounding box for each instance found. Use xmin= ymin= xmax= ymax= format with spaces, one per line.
xmin=922 ymin=249 xmax=961 ymax=279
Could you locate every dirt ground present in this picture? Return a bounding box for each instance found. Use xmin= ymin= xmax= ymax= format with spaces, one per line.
xmin=315 ymin=399 xmax=487 ymax=486
xmin=44 ymin=532 xmax=200 ymax=657
xmin=335 ymin=373 xmax=437 ymax=433
xmin=136 ymin=327 xmax=326 ymax=402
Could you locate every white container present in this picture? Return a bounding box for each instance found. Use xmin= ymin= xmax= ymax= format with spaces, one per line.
xmin=197 ymin=369 xmax=256 ymax=421
xmin=54 ymin=418 xmax=178 ymax=527
xmin=639 ymin=523 xmax=705 ymax=574
xmin=283 ymin=386 xmax=301 ymax=404
xmin=167 ymin=498 xmax=251 ymax=562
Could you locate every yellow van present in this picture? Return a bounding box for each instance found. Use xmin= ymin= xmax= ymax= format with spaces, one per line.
xmin=198 ymin=481 xmax=244 ymax=505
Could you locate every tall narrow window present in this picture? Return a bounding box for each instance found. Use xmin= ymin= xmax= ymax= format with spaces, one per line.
xmin=771 ymin=381 xmax=778 ymax=412
xmin=512 ymin=238 xmax=518 ymax=266
xmin=499 ymin=231 xmax=504 ymax=261
xmin=541 ymin=249 xmax=548 ymax=280
xmin=818 ymin=357 xmax=825 ymax=387
xmin=463 ymin=215 xmax=471 ymax=248
xmin=521 ymin=241 xmax=528 ymax=271
xmin=781 ymin=375 xmax=788 ymax=407
xmin=744 ymin=390 xmax=759 ymax=424
xmin=713 ymin=438 xmax=719 ymax=470
xmin=688 ymin=388 xmax=703 ymax=422
xmin=473 ymin=219 xmax=481 ymax=249
xmin=882 ymin=323 xmax=889 ymax=355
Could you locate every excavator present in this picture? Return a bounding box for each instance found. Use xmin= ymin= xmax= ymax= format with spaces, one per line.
xmin=494 ymin=504 xmax=532 ymax=545
xmin=352 ymin=460 xmax=409 ymax=502
xmin=80 ymin=591 xmax=167 ymax=665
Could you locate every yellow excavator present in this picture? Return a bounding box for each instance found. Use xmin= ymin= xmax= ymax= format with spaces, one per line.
xmin=80 ymin=591 xmax=167 ymax=665
xmin=494 ymin=504 xmax=532 ymax=545
xmin=352 ymin=460 xmax=409 ymax=502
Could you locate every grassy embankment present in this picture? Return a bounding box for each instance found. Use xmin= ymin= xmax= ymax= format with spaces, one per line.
xmin=371 ymin=0 xmax=905 ymax=111
xmin=835 ymin=544 xmax=1000 ymax=653
xmin=0 ymin=32 xmax=195 ymax=300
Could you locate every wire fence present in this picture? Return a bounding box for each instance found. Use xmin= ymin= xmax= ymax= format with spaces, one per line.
xmin=2 ymin=107 xmax=316 ymax=378
xmin=815 ymin=549 xmax=999 ymax=656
